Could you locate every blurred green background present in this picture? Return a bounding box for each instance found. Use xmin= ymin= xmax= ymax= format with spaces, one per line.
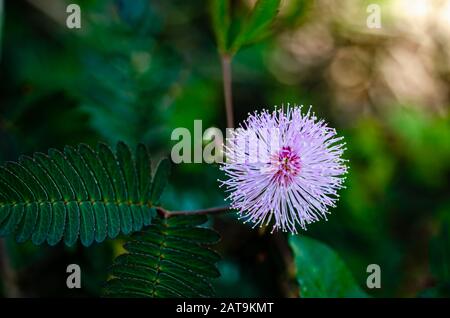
xmin=0 ymin=0 xmax=449 ymax=298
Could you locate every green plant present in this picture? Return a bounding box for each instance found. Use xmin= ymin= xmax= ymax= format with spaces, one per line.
xmin=289 ymin=235 xmax=368 ymax=298
xmin=0 ymin=143 xmax=168 ymax=246
xmin=0 ymin=141 xmax=222 ymax=297
xmin=103 ymin=215 xmax=220 ymax=297
xmin=210 ymin=0 xmax=281 ymax=128
xmin=4 ymin=0 xmax=448 ymax=300
xmin=0 ymin=142 xmax=166 ymax=247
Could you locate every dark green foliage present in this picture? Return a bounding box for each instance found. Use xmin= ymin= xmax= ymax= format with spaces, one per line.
xmin=1 ymin=0 xmax=449 ymax=299
xmin=423 ymin=217 xmax=450 ymax=297
xmin=103 ymin=215 xmax=221 ymax=298
xmin=430 ymin=221 xmax=450 ymax=282
xmin=210 ymin=0 xmax=230 ymax=53
xmin=229 ymin=0 xmax=281 ymax=53
xmin=289 ymin=235 xmax=368 ymax=298
xmin=0 ymin=142 xmax=169 ymax=247
xmin=210 ymin=0 xmax=281 ymax=55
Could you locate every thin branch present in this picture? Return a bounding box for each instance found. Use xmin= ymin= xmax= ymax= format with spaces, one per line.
xmin=221 ymin=54 xmax=234 ymax=128
xmin=0 ymin=239 xmax=21 ymax=298
xmin=156 ymin=206 xmax=231 ymax=219
xmin=272 ymin=233 xmax=299 ymax=298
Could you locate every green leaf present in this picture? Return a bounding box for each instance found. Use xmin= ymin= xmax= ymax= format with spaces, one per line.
xmin=0 ymin=142 xmax=170 ymax=246
xmin=103 ymin=215 xmax=221 ymax=298
xmin=79 ymin=201 xmax=95 ymax=247
xmin=32 ymin=202 xmax=51 ymax=245
xmin=210 ymin=0 xmax=230 ymax=53
xmin=136 ymin=144 xmax=152 ymax=204
xmin=289 ymin=235 xmax=368 ymax=298
xmin=16 ymin=202 xmax=38 ymax=243
xmin=47 ymin=201 xmax=66 ymax=246
xmin=230 ymin=0 xmax=280 ymax=54
xmin=150 ymin=158 xmax=170 ymax=204
xmin=116 ymin=142 xmax=140 ymax=203
xmin=65 ymin=201 xmax=80 ymax=246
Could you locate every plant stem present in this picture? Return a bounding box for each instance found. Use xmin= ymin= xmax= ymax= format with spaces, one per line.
xmin=272 ymin=233 xmax=299 ymax=297
xmin=0 ymin=238 xmax=21 ymax=298
xmin=156 ymin=206 xmax=231 ymax=219
xmin=221 ymin=54 xmax=234 ymax=128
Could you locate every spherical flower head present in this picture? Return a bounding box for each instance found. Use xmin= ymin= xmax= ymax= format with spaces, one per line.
xmin=220 ymin=105 xmax=348 ymax=234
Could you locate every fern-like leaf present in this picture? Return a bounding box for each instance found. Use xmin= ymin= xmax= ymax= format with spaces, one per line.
xmin=103 ymin=215 xmax=221 ymax=298
xmin=0 ymin=142 xmax=169 ymax=246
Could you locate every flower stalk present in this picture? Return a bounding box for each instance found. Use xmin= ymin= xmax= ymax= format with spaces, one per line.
xmin=0 ymin=239 xmax=21 ymax=298
xmin=221 ymin=54 xmax=234 ymax=128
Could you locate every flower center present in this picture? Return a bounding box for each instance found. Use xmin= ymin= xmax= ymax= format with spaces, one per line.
xmin=270 ymin=146 xmax=301 ymax=186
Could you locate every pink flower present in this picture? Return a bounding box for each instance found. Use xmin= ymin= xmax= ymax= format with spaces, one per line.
xmin=220 ymin=106 xmax=347 ymax=233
